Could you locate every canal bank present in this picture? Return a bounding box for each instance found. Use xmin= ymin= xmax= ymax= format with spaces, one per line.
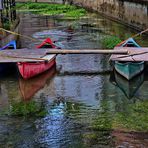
xmin=15 ymin=0 xmax=148 ymax=31
xmin=67 ymin=0 xmax=148 ymax=31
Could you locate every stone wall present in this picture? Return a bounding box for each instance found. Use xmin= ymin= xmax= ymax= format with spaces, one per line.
xmin=70 ymin=0 xmax=148 ymax=30
xmin=15 ymin=0 xmax=148 ymax=30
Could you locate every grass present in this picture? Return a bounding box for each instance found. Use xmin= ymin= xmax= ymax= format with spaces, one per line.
xmin=0 ymin=100 xmax=46 ymax=117
xmin=113 ymin=101 xmax=148 ymax=131
xmin=16 ymin=2 xmax=86 ymax=18
xmin=3 ymin=20 xmax=11 ymax=30
xmin=101 ymin=35 xmax=122 ymax=48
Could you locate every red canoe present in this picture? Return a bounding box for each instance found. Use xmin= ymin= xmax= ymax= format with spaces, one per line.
xmin=18 ymin=38 xmax=57 ymax=79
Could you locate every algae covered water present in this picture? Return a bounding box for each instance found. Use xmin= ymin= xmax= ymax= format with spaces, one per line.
xmin=0 ymin=11 xmax=148 ymax=147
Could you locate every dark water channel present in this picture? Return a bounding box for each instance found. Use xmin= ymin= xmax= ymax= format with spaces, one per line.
xmin=0 ymin=12 xmax=148 ymax=147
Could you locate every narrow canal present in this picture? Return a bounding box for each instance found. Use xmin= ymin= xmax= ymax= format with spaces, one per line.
xmin=0 ymin=11 xmax=148 ymax=147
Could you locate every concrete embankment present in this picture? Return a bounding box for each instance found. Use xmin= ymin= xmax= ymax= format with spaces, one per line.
xmin=15 ymin=0 xmax=148 ymax=30
xmin=69 ymin=0 xmax=148 ymax=30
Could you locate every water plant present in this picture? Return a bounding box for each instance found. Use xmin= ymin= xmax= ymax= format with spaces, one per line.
xmin=9 ymin=100 xmax=47 ymax=117
xmin=16 ymin=2 xmax=86 ymax=18
xmin=113 ymin=100 xmax=148 ymax=131
xmin=101 ymin=35 xmax=122 ymax=49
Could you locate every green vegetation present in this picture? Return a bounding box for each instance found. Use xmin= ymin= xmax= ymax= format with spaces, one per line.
xmin=3 ymin=21 xmax=11 ymax=30
xmin=16 ymin=2 xmax=86 ymax=18
xmin=113 ymin=101 xmax=148 ymax=131
xmin=90 ymin=99 xmax=148 ymax=132
xmin=9 ymin=100 xmax=47 ymax=117
xmin=0 ymin=101 xmax=46 ymax=117
xmin=91 ymin=101 xmax=113 ymax=131
xmin=101 ymin=35 xmax=122 ymax=48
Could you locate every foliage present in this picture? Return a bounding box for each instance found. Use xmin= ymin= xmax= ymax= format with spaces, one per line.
xmin=101 ymin=35 xmax=122 ymax=49
xmin=16 ymin=2 xmax=86 ymax=18
xmin=91 ymin=101 xmax=113 ymax=131
xmin=65 ymin=9 xmax=86 ymax=18
xmin=113 ymin=101 xmax=148 ymax=131
xmin=9 ymin=100 xmax=47 ymax=117
xmin=90 ymin=98 xmax=148 ymax=132
xmin=3 ymin=21 xmax=10 ymax=30
xmin=92 ymin=111 xmax=113 ymax=131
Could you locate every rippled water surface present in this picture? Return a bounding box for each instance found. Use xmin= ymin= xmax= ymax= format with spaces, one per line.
xmin=0 ymin=12 xmax=148 ymax=148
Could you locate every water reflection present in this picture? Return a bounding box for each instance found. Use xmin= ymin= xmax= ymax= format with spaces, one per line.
xmin=0 ymin=11 xmax=148 ymax=147
xmin=35 ymin=100 xmax=76 ymax=148
xmin=110 ymin=70 xmax=144 ymax=99
xmin=19 ymin=66 xmax=57 ymax=101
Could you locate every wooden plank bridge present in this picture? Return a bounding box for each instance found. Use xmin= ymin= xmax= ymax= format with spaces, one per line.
xmin=0 ymin=47 xmax=148 ymax=63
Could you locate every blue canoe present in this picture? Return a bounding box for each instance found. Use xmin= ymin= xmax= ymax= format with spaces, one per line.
xmin=0 ymin=40 xmax=17 ymax=73
xmin=114 ymin=38 xmax=144 ymax=80
xmin=0 ymin=40 xmax=17 ymax=50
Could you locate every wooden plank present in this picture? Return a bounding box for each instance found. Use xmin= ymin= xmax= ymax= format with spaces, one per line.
xmin=0 ymin=47 xmax=148 ymax=63
xmin=0 ymin=47 xmax=144 ymax=56
xmin=0 ymin=48 xmax=128 ymax=63
xmin=0 ymin=48 xmax=48 ymax=63
xmin=110 ymin=47 xmax=148 ymax=61
xmin=45 ymin=49 xmax=128 ymax=54
xmin=0 ymin=48 xmax=128 ymax=55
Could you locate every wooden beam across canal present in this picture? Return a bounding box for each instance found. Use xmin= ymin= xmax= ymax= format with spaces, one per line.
xmin=0 ymin=47 xmax=148 ymax=63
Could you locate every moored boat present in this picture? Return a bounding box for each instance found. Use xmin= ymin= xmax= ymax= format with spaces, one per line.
xmin=0 ymin=40 xmax=17 ymax=73
xmin=114 ymin=38 xmax=144 ymax=80
xmin=17 ymin=38 xmax=58 ymax=79
xmin=0 ymin=40 xmax=17 ymax=50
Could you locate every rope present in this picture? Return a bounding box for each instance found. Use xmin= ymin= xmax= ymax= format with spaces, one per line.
xmin=0 ymin=27 xmax=60 ymax=47
xmin=0 ymin=28 xmax=39 ymax=42
xmin=132 ymin=28 xmax=148 ymax=38
xmin=111 ymin=28 xmax=148 ymax=61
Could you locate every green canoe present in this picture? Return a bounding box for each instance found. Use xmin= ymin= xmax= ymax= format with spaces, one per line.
xmin=114 ymin=38 xmax=144 ymax=80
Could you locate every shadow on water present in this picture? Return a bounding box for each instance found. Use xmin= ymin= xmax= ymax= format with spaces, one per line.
xmin=109 ymin=70 xmax=144 ymax=99
xmin=0 ymin=66 xmax=57 ymax=102
xmin=110 ymin=68 xmax=148 ymax=100
xmin=19 ymin=66 xmax=57 ymax=101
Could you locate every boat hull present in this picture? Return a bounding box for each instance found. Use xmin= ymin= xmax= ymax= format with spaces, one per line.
xmin=114 ymin=61 xmax=144 ymax=80
xmin=18 ymin=38 xmax=59 ymax=79
xmin=0 ymin=40 xmax=17 ymax=74
xmin=18 ymin=55 xmax=56 ymax=79
xmin=113 ymin=38 xmax=144 ymax=80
